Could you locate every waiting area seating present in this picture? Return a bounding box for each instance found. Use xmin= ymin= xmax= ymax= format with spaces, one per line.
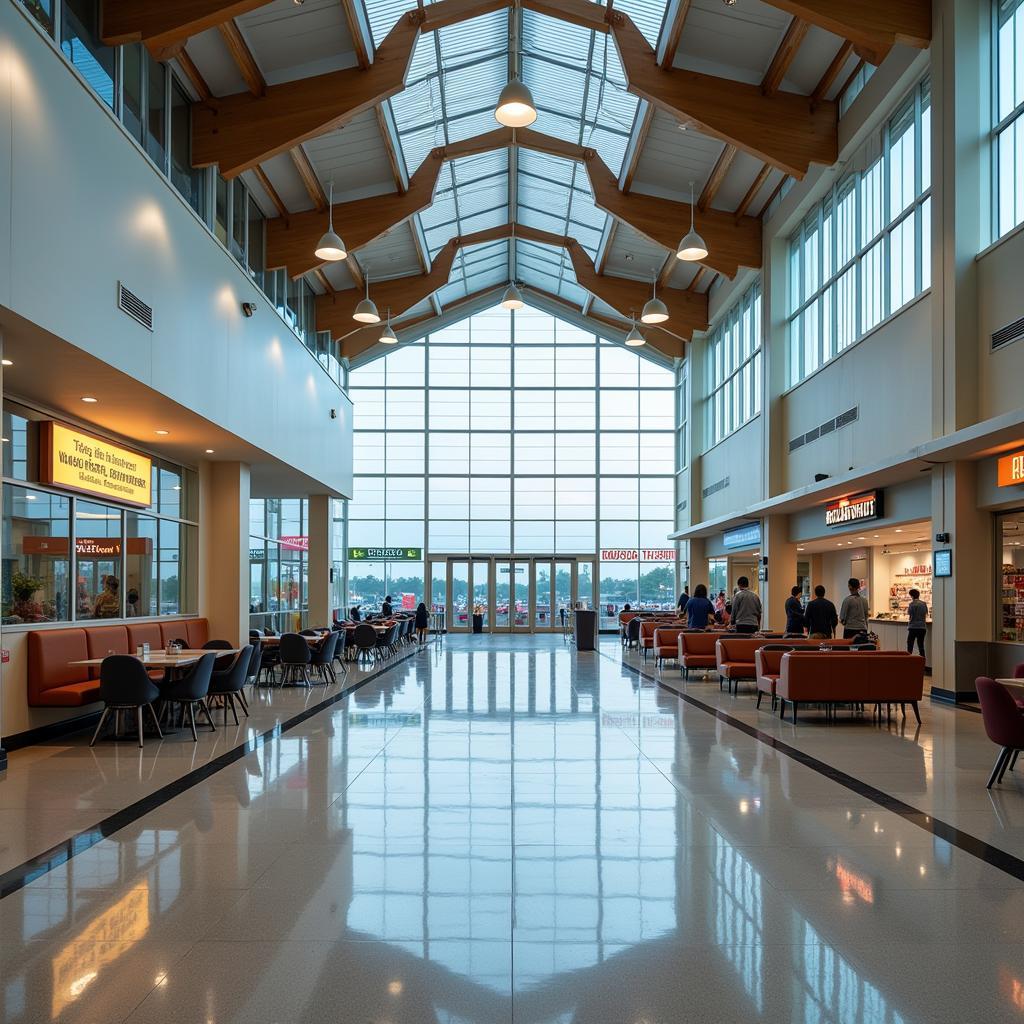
xmin=774 ymin=651 xmax=925 ymax=723
xmin=716 ymin=636 xmax=855 ymax=694
xmin=27 ymin=618 xmax=210 ymax=708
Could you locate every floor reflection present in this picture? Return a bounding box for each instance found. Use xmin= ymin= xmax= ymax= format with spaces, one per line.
xmin=0 ymin=637 xmax=1021 ymax=1023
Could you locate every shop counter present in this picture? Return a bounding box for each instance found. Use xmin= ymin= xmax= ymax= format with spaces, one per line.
xmin=869 ymin=617 xmax=931 ymax=668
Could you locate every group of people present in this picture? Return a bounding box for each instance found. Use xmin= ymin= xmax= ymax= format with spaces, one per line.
xmin=675 ymin=577 xmax=928 ymax=652
xmin=347 ymin=596 xmax=432 ymax=644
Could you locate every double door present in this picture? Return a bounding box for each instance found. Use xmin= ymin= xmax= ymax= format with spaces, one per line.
xmin=439 ymin=556 xmax=594 ymax=633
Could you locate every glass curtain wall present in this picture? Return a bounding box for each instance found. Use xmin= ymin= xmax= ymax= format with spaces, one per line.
xmin=249 ymin=498 xmax=309 ymax=633
xmin=347 ymin=305 xmax=676 ymax=626
xmin=995 ymin=0 xmax=1024 ymax=238
xmin=787 ymin=77 xmax=931 ymax=386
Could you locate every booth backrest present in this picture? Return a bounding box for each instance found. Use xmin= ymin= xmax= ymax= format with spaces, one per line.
xmin=28 ymin=618 xmax=209 ymax=708
xmin=85 ymin=625 xmax=130 ymax=680
xmin=653 ymin=626 xmax=686 ymax=652
xmin=640 ymin=621 xmax=660 ymax=643
xmin=678 ymin=633 xmax=720 ymax=659
xmin=719 ymin=636 xmax=855 ymax=666
xmin=780 ymin=651 xmax=924 ymax=701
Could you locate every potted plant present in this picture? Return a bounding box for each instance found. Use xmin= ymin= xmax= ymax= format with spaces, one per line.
xmin=5 ymin=570 xmax=46 ymax=623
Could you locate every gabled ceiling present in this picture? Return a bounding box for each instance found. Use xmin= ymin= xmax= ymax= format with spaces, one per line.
xmin=102 ymin=0 xmax=931 ymax=362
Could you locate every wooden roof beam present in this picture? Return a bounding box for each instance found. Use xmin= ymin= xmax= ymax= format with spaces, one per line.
xmin=316 ymin=222 xmax=708 ymax=343
xmin=762 ymin=0 xmax=931 ymax=67
xmin=192 ymin=0 xmax=506 ymax=177
xmin=101 ymin=0 xmax=274 ymax=58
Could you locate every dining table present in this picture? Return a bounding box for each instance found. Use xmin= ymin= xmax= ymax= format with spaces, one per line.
xmin=69 ymin=649 xmax=241 ymax=669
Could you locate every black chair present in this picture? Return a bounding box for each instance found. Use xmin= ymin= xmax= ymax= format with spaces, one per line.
xmin=245 ymin=640 xmax=262 ymax=697
xmin=90 ymin=656 xmax=163 ymax=749
xmin=353 ymin=623 xmax=378 ymax=665
xmin=207 ymin=646 xmax=253 ymax=725
xmin=332 ymin=630 xmax=350 ymax=673
xmin=300 ymin=628 xmax=319 ymax=636
xmin=203 ymin=638 xmax=236 ymax=672
xmin=279 ymin=632 xmax=312 ymax=686
xmin=309 ymin=632 xmax=339 ymax=685
xmin=627 ymin=617 xmax=642 ymax=649
xmin=160 ymin=653 xmax=217 ymax=742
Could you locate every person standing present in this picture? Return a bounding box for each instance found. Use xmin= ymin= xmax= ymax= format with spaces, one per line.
xmin=415 ymin=601 xmax=429 ymax=645
xmin=677 ymin=587 xmax=690 ymax=616
xmin=731 ymin=577 xmax=762 ymax=634
xmin=804 ymin=585 xmax=838 ymax=639
xmin=685 ymin=584 xmax=715 ymax=629
xmin=381 ymin=595 xmax=394 ymax=618
xmin=784 ymin=585 xmax=806 ymax=635
xmin=906 ymin=588 xmax=928 ymax=656
xmin=839 ymin=578 xmax=870 ymax=639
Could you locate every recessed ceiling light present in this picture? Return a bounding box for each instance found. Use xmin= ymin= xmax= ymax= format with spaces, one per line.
xmin=155 ymin=429 xmax=169 ymax=436
xmin=81 ymin=396 xmax=98 ymax=403
xmin=796 ymin=546 xmax=805 ymax=551
xmin=25 ymin=494 xmax=36 ymax=500
xmin=1 ymin=437 xmax=8 ymax=443
xmin=205 ymin=449 xmax=215 ymax=454
xmin=894 ymin=529 xmax=903 ymax=533
xmin=1 ymin=359 xmax=12 ymax=366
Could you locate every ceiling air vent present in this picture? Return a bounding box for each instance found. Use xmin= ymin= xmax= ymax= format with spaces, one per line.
xmin=788 ymin=406 xmax=858 ymax=452
xmin=117 ymin=282 xmax=153 ymax=331
xmin=702 ymin=476 xmax=729 ymax=499
xmin=992 ymin=316 xmax=1024 ymax=352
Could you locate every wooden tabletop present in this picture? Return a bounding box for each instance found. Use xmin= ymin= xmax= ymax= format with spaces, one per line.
xmin=70 ymin=649 xmax=241 ymax=668
xmin=996 ymin=678 xmax=1024 ymax=692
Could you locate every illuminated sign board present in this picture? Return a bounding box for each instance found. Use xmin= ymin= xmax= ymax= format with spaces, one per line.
xmin=22 ymin=537 xmax=152 ymax=557
xmin=348 ymin=547 xmax=422 ymax=561
xmin=722 ymin=524 xmax=761 ymax=549
xmin=998 ymin=450 xmax=1024 ymax=487
xmin=41 ymin=423 xmax=152 ymax=508
xmin=824 ymin=491 xmax=881 ymax=528
xmin=600 ymin=549 xmax=675 ymax=561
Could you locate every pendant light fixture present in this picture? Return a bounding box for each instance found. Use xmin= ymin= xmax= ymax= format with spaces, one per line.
xmin=353 ymin=272 xmax=380 ymax=324
xmin=314 ymin=181 xmax=347 ymax=262
xmin=379 ymin=308 xmax=397 ymax=344
xmin=641 ymin=272 xmax=669 ymax=324
xmin=501 ymin=282 xmax=525 ymax=309
xmin=676 ymin=181 xmax=709 ymax=262
xmin=624 ymin=316 xmax=646 ymax=347
xmin=495 ymin=2 xmax=537 ymax=128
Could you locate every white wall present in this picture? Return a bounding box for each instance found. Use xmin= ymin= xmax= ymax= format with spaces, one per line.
xmin=697 ymin=416 xmax=764 ymax=522
xmin=978 ymin=228 xmax=1024 ymax=421
xmin=782 ymin=295 xmax=932 ymax=492
xmin=0 ymin=8 xmax=351 ymax=497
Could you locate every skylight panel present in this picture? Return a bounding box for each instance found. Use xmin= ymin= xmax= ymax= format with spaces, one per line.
xmin=522 ymin=55 xmax=587 ymax=112
xmin=611 ymin=0 xmax=670 ymax=48
xmin=459 ymin=206 xmax=510 ymax=236
xmin=519 ymin=205 xmax=571 ymax=237
xmin=522 ymin=9 xmax=591 ymax=68
xmin=517 ymin=150 xmax=576 ymax=187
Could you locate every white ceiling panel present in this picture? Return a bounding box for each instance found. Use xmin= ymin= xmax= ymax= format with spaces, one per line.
xmin=676 ymin=0 xmax=790 ymax=83
xmin=304 ymin=114 xmax=395 ymax=203
xmin=260 ymin=151 xmax=318 ymax=214
xmin=631 ymin=111 xmax=725 ymax=200
xmin=184 ymin=29 xmax=248 ymax=97
xmin=603 ymin=222 xmax=668 ymax=280
xmin=359 ymin=221 xmax=422 ymax=280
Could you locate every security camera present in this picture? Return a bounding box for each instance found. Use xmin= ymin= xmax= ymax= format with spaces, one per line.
xmin=241 ymin=302 xmax=257 ymax=317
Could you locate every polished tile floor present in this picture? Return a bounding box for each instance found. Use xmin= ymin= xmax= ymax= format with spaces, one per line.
xmin=2 ymin=635 xmax=1024 ymax=1023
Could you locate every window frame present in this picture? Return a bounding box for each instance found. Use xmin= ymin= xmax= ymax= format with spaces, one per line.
xmin=993 ymin=0 xmax=1024 ymax=241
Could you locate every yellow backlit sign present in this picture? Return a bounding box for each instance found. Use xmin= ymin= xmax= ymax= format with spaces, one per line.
xmin=41 ymin=422 xmax=152 ymax=507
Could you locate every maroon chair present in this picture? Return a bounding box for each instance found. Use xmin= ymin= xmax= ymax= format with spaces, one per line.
xmin=977 ymin=677 xmax=1024 ymax=788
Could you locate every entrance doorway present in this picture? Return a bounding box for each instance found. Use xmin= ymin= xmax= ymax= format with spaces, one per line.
xmin=438 ymin=556 xmax=596 ymax=634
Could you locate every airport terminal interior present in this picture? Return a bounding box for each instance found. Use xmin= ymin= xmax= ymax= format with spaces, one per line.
xmin=2 ymin=0 xmax=1024 ymax=1020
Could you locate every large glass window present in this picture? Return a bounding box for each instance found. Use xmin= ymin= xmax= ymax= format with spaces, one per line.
xmin=999 ymin=511 xmax=1024 ymax=640
xmin=249 ymin=498 xmax=311 ymax=632
xmin=704 ymin=280 xmax=762 ymax=449
xmin=1 ymin=487 xmax=70 ymax=624
xmin=60 ymin=0 xmax=115 ymax=108
xmin=787 ymin=77 xmax=931 ymax=386
xmin=348 ymin=305 xmax=677 ymax=623
xmin=995 ymin=0 xmax=1024 ymax=238
xmin=170 ymin=79 xmax=205 ymax=217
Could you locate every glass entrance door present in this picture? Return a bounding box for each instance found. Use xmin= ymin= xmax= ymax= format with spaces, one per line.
xmin=448 ymin=560 xmax=470 ymax=632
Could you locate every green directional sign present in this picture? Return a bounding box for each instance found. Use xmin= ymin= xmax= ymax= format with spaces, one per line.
xmin=348 ymin=547 xmax=422 ymax=561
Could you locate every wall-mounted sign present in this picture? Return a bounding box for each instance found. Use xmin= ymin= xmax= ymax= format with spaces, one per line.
xmin=722 ymin=523 xmax=761 ymax=549
xmin=279 ymin=535 xmax=308 ymax=551
xmin=998 ymin=451 xmax=1024 ymax=487
xmin=348 ymin=547 xmax=422 ymax=561
xmin=22 ymin=537 xmax=152 ymax=557
xmin=600 ymin=549 xmax=675 ymax=562
xmin=934 ymin=549 xmax=952 ymax=577
xmin=40 ymin=422 xmax=152 ymax=508
xmin=824 ymin=490 xmax=882 ymax=527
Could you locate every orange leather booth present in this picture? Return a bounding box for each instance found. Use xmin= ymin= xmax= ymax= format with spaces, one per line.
xmin=677 ymin=632 xmax=720 ymax=677
xmin=775 ymin=651 xmax=924 ymax=723
xmin=652 ymin=627 xmax=686 ymax=666
xmin=27 ymin=618 xmax=210 ymax=707
xmin=717 ymin=636 xmax=854 ymax=694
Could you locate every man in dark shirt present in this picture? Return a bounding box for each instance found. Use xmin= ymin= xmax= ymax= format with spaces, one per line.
xmin=804 ymin=585 xmax=838 ymax=638
xmin=784 ymin=586 xmax=806 ymax=634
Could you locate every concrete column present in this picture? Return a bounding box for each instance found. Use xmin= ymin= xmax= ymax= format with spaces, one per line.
xmin=200 ymin=461 xmax=250 ymax=646
xmin=307 ymin=494 xmax=332 ymax=627
xmin=684 ymin=537 xmax=706 ymax=591
xmin=930 ymin=462 xmax=992 ymax=700
xmin=761 ymin=515 xmax=798 ymax=631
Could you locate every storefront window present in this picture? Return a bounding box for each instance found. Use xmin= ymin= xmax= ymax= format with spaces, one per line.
xmin=126 ymin=511 xmax=158 ymax=616
xmin=75 ymin=499 xmax=123 ymax=620
xmin=1000 ymin=512 xmax=1024 ymax=640
xmin=2 ymin=410 xmax=31 ymax=481
xmin=2 ymin=486 xmax=70 ymax=624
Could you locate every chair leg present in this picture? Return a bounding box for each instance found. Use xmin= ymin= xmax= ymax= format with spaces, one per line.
xmin=145 ymin=703 xmax=163 ymax=739
xmin=199 ymin=701 xmax=218 ymax=731
xmin=187 ymin=703 xmax=199 ymax=742
xmin=989 ymin=747 xmax=1011 ymax=788
xmin=756 ymin=691 xmax=763 ymax=709
xmin=237 ymin=690 xmax=249 ymax=715
xmin=228 ymin=694 xmax=239 ymax=726
xmin=999 ymin=748 xmax=1015 ymax=784
xmin=791 ymin=701 xmax=798 ymax=723
xmin=90 ymin=707 xmax=111 ymax=747
xmin=911 ymin=701 xmax=921 ymax=725
xmin=1011 ymin=750 xmax=1020 ymax=771
xmin=136 ymin=705 xmax=145 ymax=749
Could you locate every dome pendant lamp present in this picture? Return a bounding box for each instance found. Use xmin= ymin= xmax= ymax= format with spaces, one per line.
xmin=641 ymin=273 xmax=669 ymax=324
xmin=495 ymin=3 xmax=537 ymax=128
xmin=353 ymin=273 xmax=380 ymax=324
xmin=676 ymin=181 xmax=709 ymax=262
xmin=624 ymin=316 xmax=646 ymax=347
xmin=501 ymin=283 xmax=525 ymax=310
xmin=314 ymin=181 xmax=347 ymax=262
xmin=379 ymin=308 xmax=397 ymax=344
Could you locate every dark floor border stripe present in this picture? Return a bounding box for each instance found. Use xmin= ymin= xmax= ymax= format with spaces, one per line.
xmin=601 ymin=649 xmax=1024 ymax=885
xmin=0 ymin=647 xmax=422 ymax=900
